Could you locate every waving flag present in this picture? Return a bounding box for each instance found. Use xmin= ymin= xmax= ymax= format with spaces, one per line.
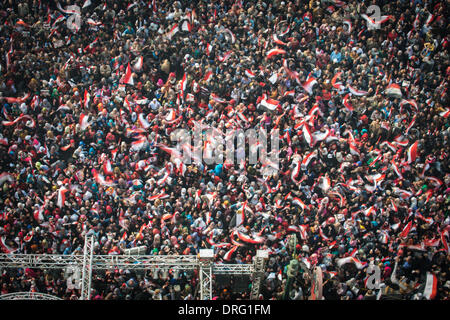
xmin=348 ymin=85 xmax=368 ymax=96
xmin=272 ymin=34 xmax=287 ymax=46
xmin=385 ymin=83 xmax=402 ymax=98
xmin=133 ymin=56 xmax=143 ymax=72
xmin=406 ymin=141 xmax=418 ymax=164
xmin=331 ymin=72 xmax=345 ymax=90
xmin=302 ymin=123 xmax=313 ymax=147
xmin=217 ymin=50 xmax=233 ymax=62
xmin=224 ymin=246 xmax=238 ymax=261
xmin=79 ymin=113 xmax=91 ymax=130
xmin=181 ymin=20 xmax=192 ymax=32
xmin=292 ymin=197 xmax=307 ymax=211
xmin=130 ymin=136 xmax=147 ymax=152
xmin=57 ymin=187 xmax=69 ymax=208
xmin=138 ymin=113 xmax=151 ymax=129
xmin=166 ymin=24 xmax=179 ymax=39
xmin=0 ymin=237 xmax=16 ymax=253
xmin=343 ymin=94 xmax=353 ymax=111
xmin=121 ymin=62 xmax=134 ymax=86
xmin=103 ymin=159 xmax=113 ymax=176
xmin=361 ymin=14 xmax=393 ymax=29
xmin=245 ymin=69 xmax=256 ymax=78
xmin=259 ymin=96 xmax=280 ymax=111
xmin=206 ymin=43 xmax=213 ymax=56
xmin=266 ymin=48 xmax=286 ymax=59
xmin=301 ymin=150 xmax=317 ymax=169
xmin=337 ymin=257 xmax=367 ymax=269
xmin=93 ymin=168 xmax=116 ymax=187
xmin=302 ymin=77 xmax=318 ymax=95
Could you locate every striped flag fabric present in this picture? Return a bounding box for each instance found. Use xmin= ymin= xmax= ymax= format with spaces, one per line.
xmin=121 ymin=62 xmax=134 ymax=86
xmin=166 ymin=24 xmax=179 ymax=39
xmin=133 ymin=56 xmax=143 ymax=72
xmin=385 ymin=83 xmax=402 ymax=98
xmin=266 ymin=48 xmax=286 ymax=59
xmin=348 ymin=85 xmax=368 ymax=96
xmin=406 ymin=141 xmax=419 ymax=164
xmin=302 ymin=77 xmax=318 ymax=95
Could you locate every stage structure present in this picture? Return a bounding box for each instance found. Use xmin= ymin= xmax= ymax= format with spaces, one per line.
xmin=0 ymin=235 xmax=268 ymax=300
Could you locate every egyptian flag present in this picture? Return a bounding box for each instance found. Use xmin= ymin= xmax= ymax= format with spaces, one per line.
xmin=57 ymin=187 xmax=69 ymax=208
xmin=206 ymin=43 xmax=213 ymax=56
xmin=423 ymin=273 xmax=438 ymax=300
xmin=103 ymin=159 xmax=113 ymax=175
xmin=399 ymin=99 xmax=418 ymax=112
xmin=406 ymin=141 xmax=418 ymax=164
xmin=301 ymin=150 xmax=317 ymax=169
xmin=121 ymin=63 xmax=134 ymax=86
xmin=292 ymin=197 xmax=307 ymax=211
xmin=337 ymin=257 xmax=367 ymax=269
xmin=400 ymin=220 xmax=414 ymax=238
xmin=93 ymin=168 xmax=116 ymax=187
xmin=348 ymin=85 xmax=368 ymax=96
xmin=272 ymin=34 xmax=287 ymax=46
xmin=425 ymin=13 xmax=435 ymax=26
xmin=392 ymin=162 xmax=403 ymax=179
xmin=223 ymin=28 xmax=235 ymax=43
xmin=291 ymin=158 xmax=301 ymax=182
xmin=133 ymin=56 xmax=143 ymax=72
xmin=441 ymin=230 xmax=449 ymax=254
xmin=130 ymin=136 xmax=147 ymax=152
xmin=2 ymin=115 xmax=34 ymax=128
xmin=237 ymin=231 xmax=264 ymax=244
xmin=279 ymin=24 xmax=290 ymax=37
xmin=34 ymin=207 xmax=44 ymax=223
xmin=331 ymin=72 xmax=345 ymax=91
xmin=138 ymin=113 xmax=151 ymax=129
xmin=181 ymin=20 xmax=192 ymax=32
xmin=166 ymin=24 xmax=179 ymax=40
xmin=259 ymin=97 xmax=280 ymax=111
xmin=439 ymin=108 xmax=450 ymax=118
xmin=86 ymin=18 xmax=102 ymax=27
xmin=361 ymin=14 xmax=392 ymax=29
xmin=217 ymin=50 xmax=233 ymax=62
xmin=52 ymin=14 xmax=65 ymax=27
xmin=245 ymin=69 xmax=256 ymax=78
xmin=343 ymin=19 xmax=352 ymax=33
xmin=0 ymin=237 xmax=16 ymax=253
xmin=83 ymin=36 xmax=99 ymax=52
xmin=343 ymin=94 xmax=353 ymax=111
xmin=224 ymin=246 xmax=238 ymax=261
xmin=386 ymin=83 xmax=402 ymax=98
xmin=266 ymin=48 xmax=286 ymax=59
xmin=302 ymin=123 xmax=313 ymax=147
xmin=319 ymin=176 xmax=331 ymax=193
xmin=349 ymin=142 xmax=360 ymax=157
xmin=302 ymin=77 xmax=318 ymax=95
xmin=79 ymin=113 xmax=91 ymax=130
xmin=84 ymin=89 xmax=90 ymax=108
xmin=180 ymin=73 xmax=187 ymax=99
xmin=236 ymin=202 xmax=246 ymax=227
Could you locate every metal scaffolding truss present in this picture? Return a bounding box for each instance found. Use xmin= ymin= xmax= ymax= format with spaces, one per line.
xmin=0 ymin=292 xmax=62 ymax=300
xmin=0 ymin=236 xmax=269 ymax=300
xmin=213 ymin=263 xmax=254 ymax=275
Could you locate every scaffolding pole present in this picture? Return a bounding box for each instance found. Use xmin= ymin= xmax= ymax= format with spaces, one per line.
xmin=80 ymin=235 xmax=94 ymax=300
xmin=198 ymin=249 xmax=214 ymax=300
xmin=250 ymin=250 xmax=269 ymax=300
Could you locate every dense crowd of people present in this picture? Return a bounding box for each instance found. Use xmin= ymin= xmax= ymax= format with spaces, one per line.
xmin=0 ymin=0 xmax=449 ymax=300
